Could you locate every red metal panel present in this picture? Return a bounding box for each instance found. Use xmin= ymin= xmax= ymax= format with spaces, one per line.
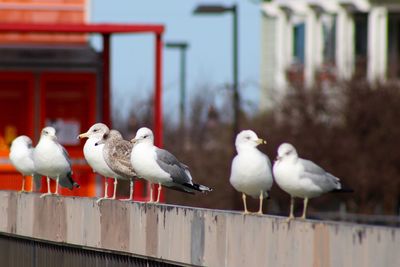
xmin=153 ymin=33 xmax=164 ymax=202
xmin=0 ymin=23 xmax=165 ymax=34
xmin=0 ymin=71 xmax=35 ymax=191
xmin=154 ymin=33 xmax=163 ymax=148
xmin=102 ymin=34 xmax=111 ymax=126
xmin=0 ymin=72 xmax=35 ymax=140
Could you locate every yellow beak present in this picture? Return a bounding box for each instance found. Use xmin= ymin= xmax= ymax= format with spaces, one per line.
xmin=256 ymin=138 xmax=267 ymax=145
xmin=78 ymin=132 xmax=89 ymax=139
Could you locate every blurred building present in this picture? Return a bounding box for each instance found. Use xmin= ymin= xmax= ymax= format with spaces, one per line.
xmin=260 ymin=0 xmax=400 ymax=109
xmin=0 ymin=0 xmax=165 ymax=201
xmin=0 ymin=0 xmax=99 ymax=195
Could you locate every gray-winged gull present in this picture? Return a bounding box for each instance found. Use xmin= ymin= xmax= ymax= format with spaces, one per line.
xmin=229 ymin=130 xmax=273 ymax=215
xmin=78 ymin=123 xmax=120 ymax=202
xmin=33 ymin=127 xmax=79 ymax=197
xmin=95 ymin=129 xmax=137 ymax=201
xmin=9 ymin=135 xmax=42 ymax=192
xmin=273 ymin=143 xmax=350 ymax=220
xmin=130 ymin=127 xmax=212 ymax=203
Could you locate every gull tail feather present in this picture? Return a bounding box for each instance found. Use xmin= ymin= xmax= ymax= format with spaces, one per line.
xmin=332 ymin=188 xmax=354 ymax=193
xmin=32 ymin=174 xmax=42 ymax=191
xmin=183 ymin=182 xmax=213 ymax=193
xmin=59 ymin=172 xmax=80 ymax=190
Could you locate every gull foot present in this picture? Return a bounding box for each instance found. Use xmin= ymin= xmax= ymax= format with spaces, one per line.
xmin=96 ymin=197 xmax=109 ymax=203
xmin=120 ymin=198 xmax=133 ymax=202
xmin=40 ymin=193 xmax=52 ymax=198
xmin=256 ymin=211 xmax=264 ymax=216
xmin=285 ymin=216 xmax=295 ymax=223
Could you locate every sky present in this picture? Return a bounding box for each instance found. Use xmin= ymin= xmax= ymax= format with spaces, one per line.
xmin=90 ymin=0 xmax=262 ymax=123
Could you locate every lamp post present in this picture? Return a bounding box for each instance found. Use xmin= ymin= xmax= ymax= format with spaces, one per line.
xmin=193 ymin=4 xmax=240 ymax=141
xmin=165 ymin=42 xmax=189 ymax=132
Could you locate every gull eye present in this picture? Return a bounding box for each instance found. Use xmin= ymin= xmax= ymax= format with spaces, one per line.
xmin=93 ymin=129 xmax=98 ymax=132
xmin=143 ymin=135 xmax=148 ymax=139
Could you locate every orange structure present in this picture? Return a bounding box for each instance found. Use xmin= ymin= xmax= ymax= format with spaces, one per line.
xmin=0 ymin=0 xmax=87 ymax=44
xmin=0 ymin=0 xmax=165 ymax=201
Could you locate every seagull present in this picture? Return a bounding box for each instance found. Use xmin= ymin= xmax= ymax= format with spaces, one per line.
xmin=33 ymin=127 xmax=79 ymax=197
xmin=78 ymin=123 xmax=120 ymax=202
xmin=130 ymin=127 xmax=212 ymax=203
xmin=273 ymin=143 xmax=349 ymax=221
xmin=95 ymin=129 xmax=137 ymax=201
xmin=229 ymin=130 xmax=273 ymax=215
xmin=9 ymin=135 xmax=42 ymax=192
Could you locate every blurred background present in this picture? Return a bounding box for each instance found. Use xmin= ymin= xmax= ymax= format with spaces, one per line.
xmin=0 ymin=0 xmax=399 ymax=226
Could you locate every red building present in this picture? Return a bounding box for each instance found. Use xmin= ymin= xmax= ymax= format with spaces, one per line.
xmin=0 ymin=0 xmax=164 ymax=200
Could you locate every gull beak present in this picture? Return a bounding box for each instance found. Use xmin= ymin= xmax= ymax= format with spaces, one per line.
xmin=256 ymin=138 xmax=267 ymax=145
xmin=130 ymin=138 xmax=138 ymax=144
xmin=78 ymin=132 xmax=89 ymax=139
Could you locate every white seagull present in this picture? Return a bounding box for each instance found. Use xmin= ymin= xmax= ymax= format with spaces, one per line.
xmin=95 ymin=129 xmax=137 ymax=201
xmin=273 ymin=143 xmax=349 ymax=220
xmin=9 ymin=135 xmax=41 ymax=192
xmin=78 ymin=123 xmax=120 ymax=202
xmin=130 ymin=127 xmax=212 ymax=203
xmin=33 ymin=127 xmax=79 ymax=197
xmin=229 ymin=130 xmax=273 ymax=215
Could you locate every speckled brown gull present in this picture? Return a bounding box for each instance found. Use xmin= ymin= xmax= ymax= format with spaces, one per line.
xmin=96 ymin=129 xmax=137 ymax=201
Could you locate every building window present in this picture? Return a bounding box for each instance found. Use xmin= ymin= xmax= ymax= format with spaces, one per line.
xmin=354 ymin=13 xmax=368 ymax=78
xmin=293 ymin=23 xmax=305 ymax=65
xmin=388 ymin=13 xmax=400 ymax=79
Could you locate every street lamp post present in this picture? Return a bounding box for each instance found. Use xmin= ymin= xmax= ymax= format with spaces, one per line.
xmin=165 ymin=42 xmax=189 ymax=132
xmin=194 ymin=4 xmax=240 ymax=141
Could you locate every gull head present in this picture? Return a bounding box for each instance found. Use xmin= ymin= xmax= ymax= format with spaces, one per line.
xmin=131 ymin=127 xmax=154 ymax=146
xmin=276 ymin=143 xmax=298 ymax=162
xmin=95 ymin=129 xmax=122 ymax=146
xmin=40 ymin=127 xmax=57 ymax=141
xmin=235 ymin=130 xmax=266 ymax=150
xmin=78 ymin=123 xmax=109 ymax=140
xmin=11 ymin=135 xmax=33 ymax=149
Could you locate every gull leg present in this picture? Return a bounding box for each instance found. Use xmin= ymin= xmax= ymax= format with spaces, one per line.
xmin=55 ymin=176 xmax=59 ymax=196
xmin=121 ymin=180 xmax=134 ymax=201
xmin=155 ymin=183 xmax=162 ymax=203
xmin=40 ymin=177 xmax=52 ymax=198
xmin=104 ymin=177 xmax=109 ymax=198
xmin=111 ymin=178 xmax=118 ymax=200
xmin=19 ymin=176 xmax=26 ymax=193
xmin=148 ymin=184 xmax=154 ymax=203
xmin=242 ymin=193 xmax=250 ymax=214
xmin=286 ymin=196 xmax=295 ymax=222
xmin=29 ymin=176 xmax=33 ymax=192
xmin=96 ymin=177 xmax=109 ymax=203
xmin=301 ymin=198 xmax=308 ymax=220
xmin=257 ymin=191 xmax=264 ymax=215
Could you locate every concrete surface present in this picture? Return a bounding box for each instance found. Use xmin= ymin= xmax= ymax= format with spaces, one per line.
xmin=0 ymin=190 xmax=399 ymax=267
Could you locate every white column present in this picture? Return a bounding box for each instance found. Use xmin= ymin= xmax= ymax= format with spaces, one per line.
xmin=305 ymin=9 xmax=317 ymax=87
xmin=336 ymin=6 xmax=355 ymax=80
xmin=276 ymin=9 xmax=291 ymax=89
xmin=284 ymin=13 xmax=293 ymax=69
xmin=367 ymin=7 xmax=388 ymax=83
xmin=304 ymin=9 xmax=323 ymax=87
